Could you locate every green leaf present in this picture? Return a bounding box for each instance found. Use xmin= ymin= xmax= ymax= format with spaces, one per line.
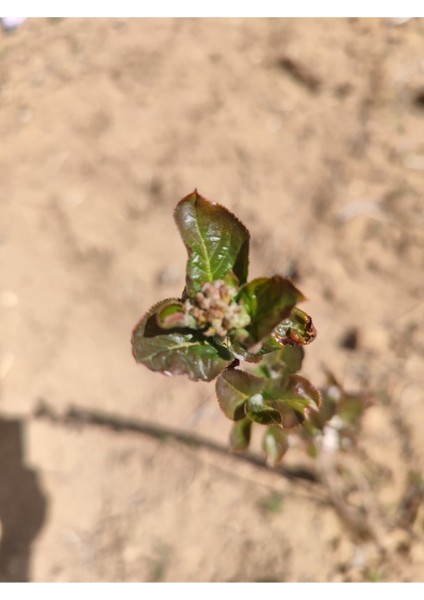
xmin=263 ymin=426 xmax=289 ymax=466
xmin=216 ymin=369 xmax=320 ymax=428
xmin=264 ymin=345 xmax=305 ymax=374
xmin=279 ymin=345 xmax=305 ymax=373
xmin=237 ymin=276 xmax=305 ymax=346
xmin=174 ymin=190 xmax=250 ymax=297
xmin=246 ymin=393 xmax=282 ymax=426
xmin=230 ymin=417 xmax=252 ymax=452
xmin=132 ymin=300 xmax=233 ymax=382
xmin=242 ymin=307 xmax=315 ymax=358
xmin=264 ymin=375 xmax=321 ymax=429
xmin=251 ymin=334 xmax=284 ymax=355
xmin=216 ymin=369 xmax=264 ymax=420
xmin=133 ymin=332 xmax=232 ymax=382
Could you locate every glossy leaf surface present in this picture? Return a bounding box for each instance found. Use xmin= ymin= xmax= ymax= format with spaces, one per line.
xmin=257 ymin=308 xmax=315 ymax=356
xmin=263 ymin=345 xmax=305 ymax=374
xmin=132 ymin=300 xmax=233 ymax=381
xmin=237 ymin=276 xmax=304 ymax=346
xmin=246 ymin=393 xmax=282 ymax=425
xmin=216 ymin=368 xmax=264 ymax=420
xmin=174 ymin=190 xmax=250 ymax=297
xmin=265 ymin=375 xmax=321 ymax=428
xmin=273 ymin=307 xmax=317 ymax=345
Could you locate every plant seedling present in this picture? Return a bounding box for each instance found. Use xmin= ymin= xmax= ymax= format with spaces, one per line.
xmin=132 ymin=191 xmax=364 ymax=465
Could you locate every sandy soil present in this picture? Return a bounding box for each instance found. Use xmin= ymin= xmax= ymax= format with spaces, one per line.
xmin=0 ymin=17 xmax=423 ymax=582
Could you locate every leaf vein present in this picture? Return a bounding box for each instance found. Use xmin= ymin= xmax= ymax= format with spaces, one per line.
xmin=193 ymin=203 xmax=213 ymax=282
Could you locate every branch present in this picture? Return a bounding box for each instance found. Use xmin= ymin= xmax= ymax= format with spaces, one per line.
xmin=33 ymin=400 xmax=319 ymax=485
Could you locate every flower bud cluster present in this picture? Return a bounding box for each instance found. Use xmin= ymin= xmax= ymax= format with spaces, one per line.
xmin=184 ymin=280 xmax=251 ymax=337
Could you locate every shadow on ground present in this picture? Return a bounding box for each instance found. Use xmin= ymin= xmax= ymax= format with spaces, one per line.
xmin=0 ymin=418 xmax=47 ymax=581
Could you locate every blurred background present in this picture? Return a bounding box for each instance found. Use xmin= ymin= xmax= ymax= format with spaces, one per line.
xmin=0 ymin=17 xmax=423 ymax=581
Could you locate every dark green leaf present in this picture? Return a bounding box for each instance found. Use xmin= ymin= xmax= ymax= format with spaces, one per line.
xmin=262 ymin=345 xmax=305 ymax=374
xmin=246 ymin=393 xmax=282 ymax=426
xmin=216 ymin=369 xmax=264 ymax=420
xmin=264 ymin=375 xmax=321 ymax=429
xmin=237 ymin=276 xmax=304 ymax=346
xmin=251 ymin=334 xmax=284 ymax=355
xmin=174 ymin=190 xmax=250 ymax=296
xmin=133 ymin=331 xmax=232 ymax=382
xmin=132 ymin=300 xmax=233 ymax=381
xmin=277 ymin=346 xmax=305 ymax=373
xmin=230 ymin=417 xmax=252 ymax=452
xmin=263 ymin=426 xmax=289 ymax=466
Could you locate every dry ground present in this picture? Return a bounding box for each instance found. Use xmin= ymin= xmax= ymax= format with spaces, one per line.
xmin=0 ymin=18 xmax=423 ymax=582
